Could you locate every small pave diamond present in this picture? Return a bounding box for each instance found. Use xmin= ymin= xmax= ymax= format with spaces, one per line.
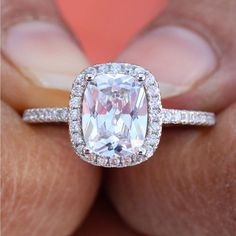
xmin=145 ymin=75 xmax=155 ymax=87
xmin=161 ymin=109 xmax=215 ymax=126
xmin=122 ymin=156 xmax=132 ymax=166
xmin=145 ymin=145 xmax=154 ymax=157
xmin=72 ymin=85 xmax=84 ymax=96
xmin=110 ymin=157 xmax=121 ymax=167
xmin=110 ymin=63 xmax=122 ymax=73
xmin=148 ymin=86 xmax=158 ymax=96
xmin=151 ymin=121 xmax=160 ymax=131
xmin=72 ymin=135 xmax=83 ymax=145
xmin=97 ymin=156 xmax=108 ymax=166
xmin=71 ymin=109 xmax=78 ymax=120
xmin=86 ymin=153 xmax=97 ymax=162
xmin=98 ymin=64 xmax=109 ymax=73
xmin=76 ymin=144 xmax=84 ymax=154
xmin=23 ymin=108 xmax=69 ymax=123
xmin=147 ymin=134 xmax=159 ymax=145
xmin=70 ymin=97 xmax=80 ymax=108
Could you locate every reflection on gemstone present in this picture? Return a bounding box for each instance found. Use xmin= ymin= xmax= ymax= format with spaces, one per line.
xmin=82 ymin=73 xmax=148 ymax=159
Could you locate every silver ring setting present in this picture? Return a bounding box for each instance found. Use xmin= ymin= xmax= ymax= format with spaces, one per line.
xmin=23 ymin=63 xmax=216 ymax=168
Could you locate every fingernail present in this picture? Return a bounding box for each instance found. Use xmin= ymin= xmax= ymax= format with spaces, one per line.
xmin=3 ymin=21 xmax=89 ymax=90
xmin=119 ymin=26 xmax=217 ymax=98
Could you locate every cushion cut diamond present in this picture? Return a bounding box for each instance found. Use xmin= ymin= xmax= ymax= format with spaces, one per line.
xmin=82 ymin=73 xmax=148 ymax=159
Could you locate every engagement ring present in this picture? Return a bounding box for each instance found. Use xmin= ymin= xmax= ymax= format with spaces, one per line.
xmin=23 ymin=63 xmax=216 ymax=168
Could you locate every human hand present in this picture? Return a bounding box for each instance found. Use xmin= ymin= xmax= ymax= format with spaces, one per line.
xmin=2 ymin=0 xmax=236 ymax=235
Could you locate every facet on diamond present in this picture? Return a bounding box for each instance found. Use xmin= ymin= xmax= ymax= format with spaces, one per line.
xmin=82 ymin=72 xmax=148 ymax=160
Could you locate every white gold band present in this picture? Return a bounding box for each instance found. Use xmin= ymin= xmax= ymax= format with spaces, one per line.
xmin=23 ymin=107 xmax=216 ymax=126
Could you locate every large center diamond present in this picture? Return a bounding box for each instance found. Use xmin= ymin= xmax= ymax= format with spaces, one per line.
xmin=82 ymin=73 xmax=148 ymax=159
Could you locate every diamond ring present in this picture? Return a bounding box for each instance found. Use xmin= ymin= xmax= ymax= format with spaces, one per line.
xmin=23 ymin=63 xmax=216 ymax=168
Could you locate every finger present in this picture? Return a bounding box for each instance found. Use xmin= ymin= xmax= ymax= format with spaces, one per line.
xmin=117 ymin=1 xmax=236 ymax=111
xmin=107 ymin=0 xmax=236 ymax=235
xmin=108 ymin=103 xmax=236 ymax=236
xmin=2 ymin=102 xmax=101 ymax=235
xmin=76 ymin=192 xmax=143 ymax=236
xmin=1 ymin=0 xmax=89 ymax=111
xmin=1 ymin=1 xmax=103 ymax=234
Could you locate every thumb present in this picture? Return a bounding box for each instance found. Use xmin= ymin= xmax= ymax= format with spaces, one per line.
xmin=2 ymin=0 xmax=89 ymax=111
xmin=108 ymin=1 xmax=236 ymax=236
xmin=1 ymin=1 xmax=101 ymax=236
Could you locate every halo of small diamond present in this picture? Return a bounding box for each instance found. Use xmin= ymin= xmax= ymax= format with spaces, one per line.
xmin=68 ymin=63 xmax=162 ymax=168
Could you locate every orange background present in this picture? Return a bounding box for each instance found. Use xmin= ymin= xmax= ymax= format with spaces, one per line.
xmin=57 ymin=0 xmax=167 ymax=63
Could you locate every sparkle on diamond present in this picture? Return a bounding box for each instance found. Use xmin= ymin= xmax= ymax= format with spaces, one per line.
xmin=82 ymin=73 xmax=148 ymax=159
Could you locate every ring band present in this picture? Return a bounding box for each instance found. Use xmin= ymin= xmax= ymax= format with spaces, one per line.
xmin=23 ymin=107 xmax=215 ymax=126
xmin=23 ymin=63 xmax=216 ymax=168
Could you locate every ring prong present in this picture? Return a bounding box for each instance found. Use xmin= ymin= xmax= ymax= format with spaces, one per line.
xmin=85 ymin=74 xmax=94 ymax=81
xmin=83 ymin=148 xmax=91 ymax=155
xmin=138 ymin=147 xmax=146 ymax=156
xmin=137 ymin=73 xmax=145 ymax=81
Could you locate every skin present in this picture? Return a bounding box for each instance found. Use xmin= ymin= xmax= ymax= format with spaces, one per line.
xmin=1 ymin=0 xmax=236 ymax=235
xmin=107 ymin=1 xmax=236 ymax=235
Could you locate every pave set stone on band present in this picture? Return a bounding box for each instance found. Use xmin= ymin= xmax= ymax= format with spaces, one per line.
xmin=23 ymin=63 xmax=216 ymax=168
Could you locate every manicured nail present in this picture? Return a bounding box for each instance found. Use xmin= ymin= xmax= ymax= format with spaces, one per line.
xmin=3 ymin=21 xmax=89 ymax=90
xmin=119 ymin=26 xmax=217 ymax=98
